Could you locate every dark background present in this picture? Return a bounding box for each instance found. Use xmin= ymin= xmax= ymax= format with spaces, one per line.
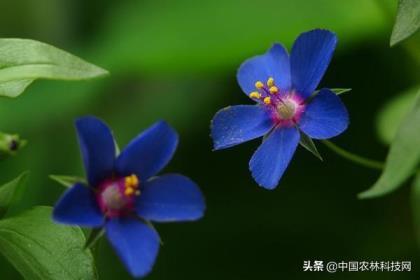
xmin=0 ymin=0 xmax=419 ymax=279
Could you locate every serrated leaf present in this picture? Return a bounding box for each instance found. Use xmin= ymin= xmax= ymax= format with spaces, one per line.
xmin=0 ymin=39 xmax=108 ymax=98
xmin=359 ymin=91 xmax=420 ymax=199
xmin=412 ymin=172 xmax=420 ymax=249
xmin=0 ymin=172 xmax=29 ymax=218
xmin=49 ymin=175 xmax=86 ymax=188
xmin=299 ymin=131 xmax=323 ymax=161
xmin=376 ymin=87 xmax=418 ymax=145
xmin=390 ymin=0 xmax=420 ymax=46
xmin=0 ymin=206 xmax=97 ymax=280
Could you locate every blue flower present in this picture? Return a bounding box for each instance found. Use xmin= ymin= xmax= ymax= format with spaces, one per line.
xmin=53 ymin=117 xmax=205 ymax=278
xmin=211 ymin=29 xmax=349 ymax=190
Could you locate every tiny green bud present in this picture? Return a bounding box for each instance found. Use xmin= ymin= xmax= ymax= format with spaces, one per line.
xmin=0 ymin=132 xmax=27 ymax=158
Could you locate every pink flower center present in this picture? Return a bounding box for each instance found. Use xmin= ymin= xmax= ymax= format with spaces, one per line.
xmin=249 ymin=77 xmax=305 ymax=127
xmin=96 ymin=174 xmax=140 ymax=218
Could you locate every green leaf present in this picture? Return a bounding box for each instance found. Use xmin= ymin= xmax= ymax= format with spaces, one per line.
xmin=314 ymin=88 xmax=352 ymax=96
xmin=0 ymin=38 xmax=108 ymax=98
xmin=0 ymin=172 xmax=29 ymax=218
xmin=49 ymin=175 xmax=86 ymax=188
xmin=307 ymin=88 xmax=351 ymax=104
xmin=0 ymin=80 xmax=33 ymax=98
xmin=412 ymin=172 xmax=420 ymax=249
xmin=390 ymin=0 xmax=420 ymax=46
xmin=359 ymin=91 xmax=420 ymax=199
xmin=330 ymin=88 xmax=352 ymax=95
xmin=299 ymin=131 xmax=323 ymax=161
xmin=0 ymin=206 xmax=97 ymax=280
xmin=84 ymin=228 xmax=105 ymax=250
xmin=376 ymin=87 xmax=418 ymax=145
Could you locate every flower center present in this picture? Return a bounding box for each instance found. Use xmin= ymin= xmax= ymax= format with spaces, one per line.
xmin=248 ymin=77 xmax=305 ymax=126
xmin=96 ymin=174 xmax=140 ymax=218
xmin=277 ymin=99 xmax=297 ymax=120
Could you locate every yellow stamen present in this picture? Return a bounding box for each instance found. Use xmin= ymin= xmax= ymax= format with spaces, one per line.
xmin=125 ymin=174 xmax=139 ymax=189
xmin=130 ymin=174 xmax=139 ymax=187
xmin=263 ymin=97 xmax=271 ymax=105
xmin=267 ymin=77 xmax=274 ymax=87
xmin=249 ymin=91 xmax=261 ymax=99
xmin=135 ymin=190 xmax=141 ymax=196
xmin=269 ymin=86 xmax=279 ymax=94
xmin=124 ymin=187 xmax=134 ymax=196
xmin=255 ymin=81 xmax=264 ymax=89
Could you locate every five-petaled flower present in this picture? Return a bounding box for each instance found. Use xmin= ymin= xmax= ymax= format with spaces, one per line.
xmin=53 ymin=117 xmax=205 ymax=278
xmin=211 ymin=29 xmax=349 ymax=189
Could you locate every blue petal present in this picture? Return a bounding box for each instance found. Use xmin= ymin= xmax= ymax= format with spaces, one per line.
xmin=211 ymin=105 xmax=274 ymax=150
xmin=76 ymin=117 xmax=116 ymax=187
xmin=53 ymin=183 xmax=104 ymax=227
xmin=249 ymin=127 xmax=300 ymax=189
xmin=115 ymin=121 xmax=178 ymax=182
xmin=299 ymin=88 xmax=349 ymax=139
xmin=291 ymin=29 xmax=337 ymax=98
xmin=106 ymin=218 xmax=160 ymax=278
xmin=237 ymin=43 xmax=291 ymax=96
xmin=136 ymin=174 xmax=205 ymax=222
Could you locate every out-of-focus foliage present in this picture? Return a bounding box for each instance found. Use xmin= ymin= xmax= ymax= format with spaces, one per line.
xmin=390 ymin=0 xmax=420 ymax=46
xmin=49 ymin=175 xmax=86 ymax=189
xmin=0 ymin=206 xmax=97 ymax=280
xmin=359 ymin=90 xmax=420 ymax=199
xmin=0 ymin=0 xmax=392 ymax=132
xmin=413 ymin=172 xmax=420 ymax=249
xmin=0 ymin=39 xmax=108 ymax=98
xmin=0 ymin=172 xmax=28 ymax=218
xmin=376 ymin=86 xmax=418 ymax=144
xmin=94 ymin=0 xmax=389 ymax=74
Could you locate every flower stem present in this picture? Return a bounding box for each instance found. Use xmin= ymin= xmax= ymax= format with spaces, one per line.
xmin=321 ymin=140 xmax=384 ymax=170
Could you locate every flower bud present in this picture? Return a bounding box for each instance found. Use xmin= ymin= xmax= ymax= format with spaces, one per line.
xmin=0 ymin=132 xmax=27 ymax=158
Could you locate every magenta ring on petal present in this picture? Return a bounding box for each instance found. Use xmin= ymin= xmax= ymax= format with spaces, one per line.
xmin=211 ymin=29 xmax=349 ymax=189
xmin=53 ymin=116 xmax=206 ymax=278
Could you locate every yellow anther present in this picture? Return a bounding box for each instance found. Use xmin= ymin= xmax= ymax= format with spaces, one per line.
xmin=135 ymin=190 xmax=141 ymax=196
xmin=125 ymin=174 xmax=139 ymax=188
xmin=124 ymin=187 xmax=134 ymax=196
xmin=269 ymin=86 xmax=279 ymax=94
xmin=267 ymin=77 xmax=274 ymax=87
xmin=263 ymin=97 xmax=271 ymax=105
xmin=249 ymin=91 xmax=261 ymax=99
xmin=130 ymin=174 xmax=139 ymax=187
xmin=255 ymin=81 xmax=264 ymax=89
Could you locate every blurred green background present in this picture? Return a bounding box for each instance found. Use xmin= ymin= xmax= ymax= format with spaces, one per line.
xmin=0 ymin=0 xmax=419 ymax=279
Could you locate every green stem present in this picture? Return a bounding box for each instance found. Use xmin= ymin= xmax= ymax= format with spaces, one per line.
xmin=321 ymin=140 xmax=384 ymax=170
